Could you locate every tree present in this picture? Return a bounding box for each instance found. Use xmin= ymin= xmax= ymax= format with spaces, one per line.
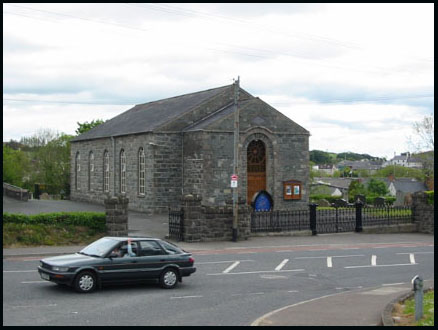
xmin=408 ymin=113 xmax=434 ymax=152
xmin=3 ymin=145 xmax=30 ymax=186
xmin=348 ymin=180 xmax=366 ymax=198
xmin=76 ymin=119 xmax=104 ymax=135
xmin=34 ymin=133 xmax=74 ymax=195
xmin=367 ymin=178 xmax=389 ymax=196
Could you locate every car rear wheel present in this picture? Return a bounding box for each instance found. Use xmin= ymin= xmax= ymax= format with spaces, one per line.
xmin=160 ymin=268 xmax=178 ymax=289
xmin=74 ymin=271 xmax=97 ymax=293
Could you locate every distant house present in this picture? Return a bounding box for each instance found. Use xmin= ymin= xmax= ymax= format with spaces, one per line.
xmin=311 ymin=176 xmax=428 ymax=205
xmin=386 ymin=177 xmax=427 ymax=196
xmin=337 ymin=159 xmax=382 ymax=174
xmin=312 ymin=164 xmax=336 ymax=175
xmin=383 ymin=152 xmax=423 ymax=169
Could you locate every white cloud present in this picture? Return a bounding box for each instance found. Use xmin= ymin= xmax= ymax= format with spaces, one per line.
xmin=2 ymin=3 xmax=434 ymax=158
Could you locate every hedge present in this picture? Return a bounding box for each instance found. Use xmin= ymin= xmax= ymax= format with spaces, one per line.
xmin=310 ymin=194 xmax=342 ymax=204
xmin=2 ymin=212 xmax=106 ymax=231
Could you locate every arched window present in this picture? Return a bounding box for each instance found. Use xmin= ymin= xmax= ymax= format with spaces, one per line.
xmin=88 ymin=151 xmax=94 ymax=191
xmin=120 ymin=149 xmax=126 ymax=194
xmin=75 ymin=152 xmax=80 ymax=190
xmin=103 ymin=150 xmax=109 ymax=193
xmin=138 ymin=148 xmax=145 ymax=195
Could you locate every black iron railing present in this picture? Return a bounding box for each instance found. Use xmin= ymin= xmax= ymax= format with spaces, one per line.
xmin=251 ymin=209 xmax=309 ymax=233
xmin=250 ymin=203 xmax=413 ymax=234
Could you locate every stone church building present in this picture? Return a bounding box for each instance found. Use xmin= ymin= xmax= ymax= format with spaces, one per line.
xmin=70 ymin=83 xmax=310 ymax=214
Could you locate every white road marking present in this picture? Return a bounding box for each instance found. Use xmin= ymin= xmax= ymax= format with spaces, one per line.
xmin=208 ymin=269 xmax=304 ymax=276
xmin=288 ymin=290 xmax=299 ymax=293
xmin=196 ymin=260 xmax=253 ymax=265
xmin=382 ymin=283 xmax=405 ymax=286
xmin=371 ymin=255 xmax=377 ymax=266
xmin=345 ymin=263 xmax=417 ymax=269
xmin=397 ymin=252 xmax=434 ymax=254
xmin=21 ymin=281 xmax=47 ymax=284
xmin=170 ymin=295 xmax=203 ymax=299
xmin=409 ymin=253 xmax=416 ymax=264
xmin=4 ymin=270 xmax=37 ymax=273
xmin=275 ymin=259 xmax=289 ymax=271
xmin=327 ymin=257 xmax=333 ymax=268
xmin=335 ymin=286 xmax=363 ymax=290
xmin=223 ymin=261 xmax=240 ymax=274
xmin=10 ymin=304 xmax=57 ymax=309
xmin=294 ymin=254 xmax=364 ymax=259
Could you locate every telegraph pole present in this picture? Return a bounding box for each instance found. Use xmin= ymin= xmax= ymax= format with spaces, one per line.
xmin=232 ymin=76 xmax=240 ymax=242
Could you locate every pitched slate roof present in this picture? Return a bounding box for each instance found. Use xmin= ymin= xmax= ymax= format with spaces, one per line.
xmin=72 ymin=83 xmax=309 ymax=141
xmin=72 ymin=85 xmax=232 ymax=142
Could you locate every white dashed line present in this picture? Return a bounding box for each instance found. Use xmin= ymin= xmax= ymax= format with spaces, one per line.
xmin=327 ymin=257 xmax=333 ymax=268
xmin=371 ymin=255 xmax=377 ymax=266
xmin=21 ymin=281 xmax=47 ymax=284
xmin=275 ymin=259 xmax=289 ymax=271
xmin=223 ymin=261 xmax=240 ymax=274
xmin=382 ymin=283 xmax=405 ymax=286
xmin=4 ymin=270 xmax=37 ymax=273
xmin=409 ymin=253 xmax=416 ymax=264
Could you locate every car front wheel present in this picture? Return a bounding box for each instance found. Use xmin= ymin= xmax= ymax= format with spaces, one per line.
xmin=74 ymin=271 xmax=97 ymax=293
xmin=160 ymin=268 xmax=178 ymax=289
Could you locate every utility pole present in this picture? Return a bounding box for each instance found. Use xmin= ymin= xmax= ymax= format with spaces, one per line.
xmin=232 ymin=76 xmax=240 ymax=242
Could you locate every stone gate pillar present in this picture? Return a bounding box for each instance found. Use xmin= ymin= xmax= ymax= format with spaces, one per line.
xmin=104 ymin=195 xmax=129 ymax=236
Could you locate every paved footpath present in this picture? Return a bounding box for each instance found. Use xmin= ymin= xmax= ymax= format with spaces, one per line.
xmin=251 ymin=279 xmax=434 ymax=326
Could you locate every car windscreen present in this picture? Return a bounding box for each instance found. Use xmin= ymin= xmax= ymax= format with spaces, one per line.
xmin=159 ymin=240 xmax=184 ymax=254
xmin=79 ymin=238 xmax=119 ymax=257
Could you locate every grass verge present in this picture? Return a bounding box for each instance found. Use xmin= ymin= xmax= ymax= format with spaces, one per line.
xmin=393 ymin=290 xmax=434 ymax=326
xmin=3 ymin=222 xmax=106 ymax=248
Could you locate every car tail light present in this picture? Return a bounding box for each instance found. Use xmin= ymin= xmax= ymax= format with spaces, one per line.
xmin=189 ymin=257 xmax=194 ymax=264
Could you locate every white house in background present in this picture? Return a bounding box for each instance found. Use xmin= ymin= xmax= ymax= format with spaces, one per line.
xmin=383 ymin=152 xmax=423 ymax=169
xmin=312 ymin=164 xmax=336 ymax=175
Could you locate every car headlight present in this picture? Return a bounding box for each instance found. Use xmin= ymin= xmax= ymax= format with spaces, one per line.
xmin=52 ymin=266 xmax=69 ymax=272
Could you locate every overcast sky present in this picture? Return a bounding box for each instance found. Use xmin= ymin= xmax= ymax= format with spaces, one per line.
xmin=3 ymin=3 xmax=434 ymax=159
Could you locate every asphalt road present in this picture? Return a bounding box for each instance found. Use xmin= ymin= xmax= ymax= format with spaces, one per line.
xmin=3 ymin=238 xmax=434 ymax=326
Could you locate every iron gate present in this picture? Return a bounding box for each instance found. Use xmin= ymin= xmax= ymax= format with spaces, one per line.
xmin=168 ymin=208 xmax=184 ymax=241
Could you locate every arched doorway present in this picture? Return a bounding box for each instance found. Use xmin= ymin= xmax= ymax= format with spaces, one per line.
xmin=247 ymin=140 xmax=266 ymax=204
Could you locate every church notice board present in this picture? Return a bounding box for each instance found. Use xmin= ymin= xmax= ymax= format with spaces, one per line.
xmin=283 ymin=180 xmax=302 ymax=200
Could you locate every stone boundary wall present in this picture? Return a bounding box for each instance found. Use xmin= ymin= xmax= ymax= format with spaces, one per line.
xmin=412 ymin=191 xmax=434 ymax=234
xmin=3 ymin=183 xmax=30 ymax=201
xmin=181 ymin=194 xmax=251 ymax=242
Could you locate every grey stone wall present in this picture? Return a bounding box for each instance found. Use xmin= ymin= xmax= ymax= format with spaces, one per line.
xmin=104 ymin=195 xmax=129 ymax=236
xmin=412 ymin=191 xmax=434 ymax=234
xmin=71 ymin=132 xmax=182 ymax=214
xmin=183 ymin=128 xmax=309 ymax=210
xmin=181 ymin=194 xmax=251 ymax=242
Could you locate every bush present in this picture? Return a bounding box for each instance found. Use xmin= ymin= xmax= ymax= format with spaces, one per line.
xmin=2 ymin=212 xmax=106 ymax=231
xmin=425 ymin=191 xmax=434 ymax=205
